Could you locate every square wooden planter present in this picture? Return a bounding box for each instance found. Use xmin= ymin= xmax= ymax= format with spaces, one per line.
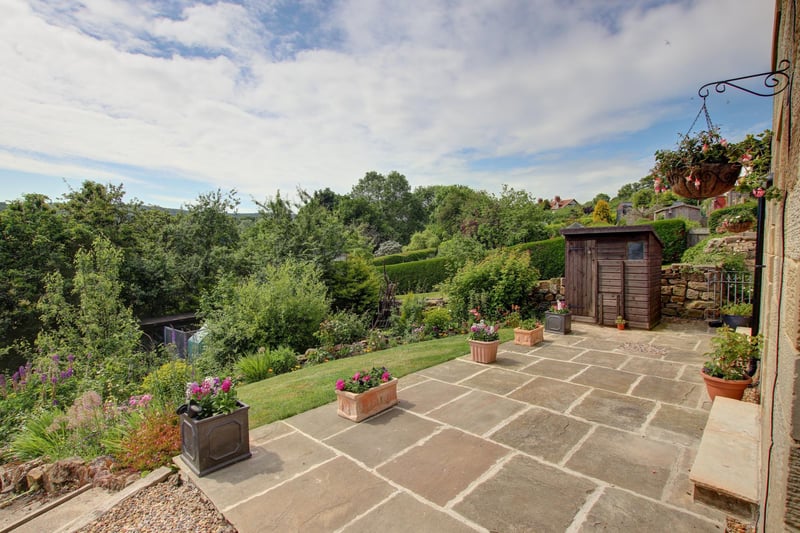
xmin=336 ymin=379 xmax=398 ymax=422
xmin=180 ymin=401 xmax=251 ymax=477
xmin=545 ymin=311 xmax=572 ymax=334
xmin=513 ymin=326 xmax=544 ymax=347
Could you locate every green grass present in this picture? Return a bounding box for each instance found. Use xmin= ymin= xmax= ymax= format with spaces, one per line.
xmin=238 ymin=329 xmax=513 ymax=428
xmin=395 ymin=291 xmax=444 ymax=303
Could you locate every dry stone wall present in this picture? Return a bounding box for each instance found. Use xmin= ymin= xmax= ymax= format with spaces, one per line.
xmin=660 ymin=264 xmax=721 ymax=320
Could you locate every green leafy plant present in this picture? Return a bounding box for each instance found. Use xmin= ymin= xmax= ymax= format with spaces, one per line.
xmin=315 ymin=311 xmax=369 ymax=348
xmin=653 ymin=128 xmax=743 ymax=191
xmin=717 ymin=212 xmax=756 ymax=233
xmin=615 ymin=316 xmax=627 ymax=325
xmin=468 ymin=319 xmax=500 ymax=342
xmin=335 ymin=367 xmax=392 ymax=394
xmin=720 ymin=302 xmax=753 ymax=317
xmin=703 ymin=326 xmax=762 ymax=380
xmin=140 ymin=359 xmax=192 ymax=410
xmin=422 ymin=307 xmax=453 ymax=338
xmin=518 ymin=317 xmax=542 ymax=330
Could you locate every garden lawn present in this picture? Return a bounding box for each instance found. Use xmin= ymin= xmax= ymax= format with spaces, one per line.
xmin=238 ymin=329 xmax=512 ymax=428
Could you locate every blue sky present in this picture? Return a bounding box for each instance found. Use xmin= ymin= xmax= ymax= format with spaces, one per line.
xmin=0 ymin=0 xmax=775 ymax=212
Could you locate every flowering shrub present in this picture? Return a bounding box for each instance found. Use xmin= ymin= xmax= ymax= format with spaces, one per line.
xmin=549 ymin=300 xmax=571 ymax=314
xmin=185 ymin=377 xmax=238 ymax=419
xmin=335 ymin=367 xmax=392 ymax=394
xmin=116 ymin=408 xmax=181 ymax=472
xmin=468 ymin=321 xmax=500 ymax=342
xmin=653 ymin=128 xmax=742 ymax=191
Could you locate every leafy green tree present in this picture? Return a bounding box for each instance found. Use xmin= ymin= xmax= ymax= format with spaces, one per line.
xmin=200 ymin=260 xmax=330 ymax=368
xmin=348 ymin=171 xmax=424 ymax=244
xmin=404 ymin=229 xmax=441 ymax=251
xmin=326 ymin=256 xmax=381 ymax=316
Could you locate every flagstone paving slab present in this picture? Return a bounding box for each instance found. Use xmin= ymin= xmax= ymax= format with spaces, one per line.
xmin=489 ymin=407 xmax=592 ymax=463
xmin=459 ymin=367 xmax=533 ymax=395
xmin=632 ymin=375 xmax=704 ymax=407
xmin=566 ymin=426 xmax=681 ymax=499
xmin=621 ymin=356 xmax=682 ymax=379
xmin=680 ymin=365 xmax=706 ymax=384
xmin=397 ymin=379 xmax=471 ymax=414
xmin=377 ymin=428 xmax=509 ymax=506
xmin=487 ymin=351 xmax=538 ymax=370
xmin=577 ymin=487 xmax=719 ymax=532
xmin=418 ymin=359 xmax=485 ymax=383
xmin=325 ymin=409 xmax=441 ymax=467
xmin=569 ymin=366 xmax=640 ymax=394
xmin=664 ymin=447 xmax=727 ymax=522
xmin=647 ymin=404 xmax=709 ymax=446
xmin=509 ymin=377 xmax=591 ymax=412
xmin=426 ymin=390 xmax=526 ymax=436
xmin=663 ymin=348 xmax=708 ymax=364
xmin=343 ymin=492 xmax=477 ymax=533
xmin=454 ymin=454 xmax=597 ymax=532
xmin=532 ymin=344 xmax=586 ymax=361
xmin=573 ymin=349 xmax=630 ymax=369
xmin=249 ymin=420 xmax=294 ymax=444
xmin=569 ymin=389 xmax=656 ymax=431
xmin=521 ymin=358 xmax=588 ymax=380
xmin=284 ymin=403 xmax=356 ymax=440
xmin=189 ymin=431 xmax=336 ymax=511
xmin=571 ymin=338 xmax=626 ymax=352
xmin=225 ymin=456 xmax=394 ymax=533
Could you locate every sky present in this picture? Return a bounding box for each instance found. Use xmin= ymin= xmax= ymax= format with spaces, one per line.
xmin=0 ymin=0 xmax=776 ymax=212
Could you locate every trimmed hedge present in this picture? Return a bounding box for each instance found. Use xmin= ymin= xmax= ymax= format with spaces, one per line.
xmin=644 ymin=218 xmax=687 ymax=264
xmin=510 ymin=237 xmax=566 ymax=279
xmin=378 ymin=257 xmax=449 ymax=293
xmin=708 ymin=202 xmax=757 ymax=234
xmin=372 ymin=248 xmax=437 ymax=267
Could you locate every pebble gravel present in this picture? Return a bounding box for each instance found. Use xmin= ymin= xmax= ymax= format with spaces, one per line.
xmin=76 ymin=473 xmax=236 ymax=533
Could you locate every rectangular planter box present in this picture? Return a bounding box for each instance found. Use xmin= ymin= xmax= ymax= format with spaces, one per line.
xmin=514 ymin=326 xmax=544 ymax=347
xmin=180 ymin=401 xmax=251 ymax=477
xmin=336 ymin=379 xmax=398 ymax=422
xmin=545 ymin=311 xmax=572 ymax=334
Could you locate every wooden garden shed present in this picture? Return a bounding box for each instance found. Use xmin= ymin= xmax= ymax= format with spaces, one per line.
xmin=560 ymin=225 xmax=663 ymax=329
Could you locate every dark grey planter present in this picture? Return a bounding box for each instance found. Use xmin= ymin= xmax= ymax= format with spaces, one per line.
xmin=180 ymin=401 xmax=251 ymax=477
xmin=545 ymin=311 xmax=572 ymax=334
xmin=722 ymin=314 xmax=751 ymax=329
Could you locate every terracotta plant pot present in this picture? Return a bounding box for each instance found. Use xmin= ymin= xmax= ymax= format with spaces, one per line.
xmin=180 ymin=401 xmax=251 ymax=477
xmin=336 ymin=379 xmax=398 ymax=422
xmin=664 ymin=162 xmax=742 ymax=199
xmin=513 ymin=326 xmax=544 ymax=347
xmin=469 ymin=339 xmax=500 ymax=363
xmin=617 ymin=323 xmax=625 ymax=330
xmin=700 ymin=371 xmax=752 ymax=401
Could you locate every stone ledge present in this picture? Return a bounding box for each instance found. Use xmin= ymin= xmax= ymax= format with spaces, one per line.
xmin=690 ymin=397 xmax=760 ymax=520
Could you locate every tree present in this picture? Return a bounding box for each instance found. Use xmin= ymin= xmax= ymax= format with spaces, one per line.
xmin=349 ymin=171 xmax=425 ymax=244
xmin=592 ymin=199 xmax=613 ymax=224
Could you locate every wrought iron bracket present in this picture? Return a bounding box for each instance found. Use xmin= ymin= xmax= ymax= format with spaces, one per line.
xmin=698 ymin=59 xmax=792 ymax=98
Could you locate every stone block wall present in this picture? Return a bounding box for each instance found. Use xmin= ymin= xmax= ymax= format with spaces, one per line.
xmin=660 ymin=264 xmax=722 ymax=320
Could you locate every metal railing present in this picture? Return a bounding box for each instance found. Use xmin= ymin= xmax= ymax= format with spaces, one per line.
xmin=706 ymin=270 xmax=754 ymax=319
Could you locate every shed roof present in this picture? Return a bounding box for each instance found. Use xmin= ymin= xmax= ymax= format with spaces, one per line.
xmin=560 ymin=224 xmax=663 ymax=246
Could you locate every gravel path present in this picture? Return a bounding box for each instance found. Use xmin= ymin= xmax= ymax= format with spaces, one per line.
xmin=76 ymin=473 xmax=236 ymax=533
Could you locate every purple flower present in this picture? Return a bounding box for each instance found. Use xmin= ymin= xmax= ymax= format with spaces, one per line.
xmin=50 ymin=376 xmax=57 ymax=384
xmin=67 ymin=354 xmax=75 ymax=363
xmin=51 ymin=354 xmax=60 ymax=363
xmin=41 ymin=374 xmax=48 ymax=384
xmin=12 ymin=372 xmax=19 ymax=382
xmin=335 ymin=379 xmax=345 ymax=391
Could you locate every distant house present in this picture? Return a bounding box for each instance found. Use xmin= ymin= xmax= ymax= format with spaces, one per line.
xmin=550 ymin=196 xmax=578 ymax=210
xmin=652 ymin=202 xmax=703 ymax=223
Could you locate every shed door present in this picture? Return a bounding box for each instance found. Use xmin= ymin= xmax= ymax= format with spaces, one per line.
xmin=597 ymin=260 xmax=624 ymax=325
xmin=566 ymin=240 xmax=595 ymax=319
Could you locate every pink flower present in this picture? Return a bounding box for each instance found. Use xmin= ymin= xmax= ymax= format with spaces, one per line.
xmin=753 ymin=187 xmax=765 ymax=198
xmin=694 ymin=178 xmax=701 ymax=188
xmin=702 ymin=143 xmax=709 ymax=153
xmin=353 ymin=372 xmax=361 ymax=381
xmin=335 ymin=379 xmax=345 ymax=391
xmin=721 ymin=138 xmax=728 ymax=147
xmin=221 ymin=378 xmax=232 ymax=393
xmin=742 ymin=153 xmax=753 ymax=162
xmin=381 ymin=372 xmax=391 ymax=382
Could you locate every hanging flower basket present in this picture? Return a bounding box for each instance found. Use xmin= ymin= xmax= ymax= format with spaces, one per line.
xmin=663 ymin=162 xmax=742 ymax=200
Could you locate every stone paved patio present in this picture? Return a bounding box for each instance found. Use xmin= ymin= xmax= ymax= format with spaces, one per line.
xmin=177 ymin=320 xmax=729 ymax=532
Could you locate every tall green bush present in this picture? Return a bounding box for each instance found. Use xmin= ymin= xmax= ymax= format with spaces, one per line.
xmin=201 ymin=259 xmax=330 ymax=368
xmin=645 ymin=219 xmax=687 ymax=264
xmin=326 ymin=257 xmax=381 ymax=315
xmin=380 ymin=257 xmax=449 ymax=293
xmin=372 ymin=248 xmax=437 ymax=266
xmin=443 ymin=249 xmax=540 ymax=322
xmin=511 ymin=237 xmax=566 ymax=279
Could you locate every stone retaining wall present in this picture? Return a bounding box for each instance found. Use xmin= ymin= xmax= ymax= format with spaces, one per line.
xmin=660 ymin=264 xmax=721 ymax=320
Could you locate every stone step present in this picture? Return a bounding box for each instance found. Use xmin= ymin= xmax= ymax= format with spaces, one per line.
xmin=690 ymin=397 xmax=760 ymax=519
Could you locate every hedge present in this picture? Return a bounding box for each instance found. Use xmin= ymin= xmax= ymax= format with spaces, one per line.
xmin=708 ymin=202 xmax=757 ymax=234
xmin=372 ymin=248 xmax=437 ymax=267
xmin=643 ymin=218 xmax=687 ymax=264
xmin=377 ymin=257 xmax=449 ymax=293
xmin=510 ymin=237 xmax=566 ymax=279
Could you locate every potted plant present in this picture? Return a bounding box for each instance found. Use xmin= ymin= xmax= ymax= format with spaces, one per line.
xmin=335 ymin=367 xmax=397 ymax=422
xmin=514 ymin=317 xmax=544 ymax=347
xmin=720 ymin=302 xmax=753 ymax=329
xmin=653 ymin=128 xmax=744 ymax=199
xmin=615 ymin=316 xmax=627 ymax=330
xmin=177 ymin=376 xmax=251 ymax=476
xmin=701 ymin=326 xmax=762 ymax=401
xmin=468 ymin=320 xmax=501 ymax=363
xmin=717 ymin=212 xmax=756 ymax=234
xmin=544 ymin=300 xmax=571 ymax=334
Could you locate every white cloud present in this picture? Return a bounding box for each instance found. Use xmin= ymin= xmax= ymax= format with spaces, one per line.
xmin=0 ymin=0 xmax=775 ymax=206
